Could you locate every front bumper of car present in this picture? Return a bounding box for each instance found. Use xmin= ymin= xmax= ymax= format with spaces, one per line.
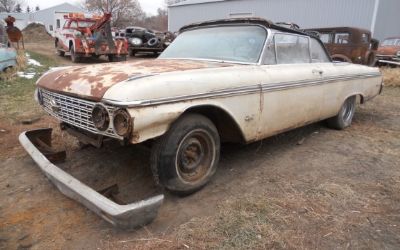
xmin=19 ymin=128 xmax=164 ymax=229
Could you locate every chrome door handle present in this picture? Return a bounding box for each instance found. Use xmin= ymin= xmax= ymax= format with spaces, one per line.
xmin=312 ymin=69 xmax=324 ymax=75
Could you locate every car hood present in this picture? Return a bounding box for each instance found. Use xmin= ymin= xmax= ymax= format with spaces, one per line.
xmin=36 ymin=59 xmax=234 ymax=101
xmin=377 ymin=46 xmax=399 ymax=56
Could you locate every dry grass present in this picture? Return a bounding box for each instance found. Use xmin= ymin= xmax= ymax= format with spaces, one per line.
xmin=380 ymin=67 xmax=400 ymax=87
xmin=111 ymin=181 xmax=386 ymax=250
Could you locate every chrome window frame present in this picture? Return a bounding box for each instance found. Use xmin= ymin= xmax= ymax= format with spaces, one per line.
xmin=271 ymin=31 xmax=312 ymax=65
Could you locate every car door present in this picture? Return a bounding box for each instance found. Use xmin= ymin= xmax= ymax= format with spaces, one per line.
xmin=258 ymin=32 xmax=327 ymax=139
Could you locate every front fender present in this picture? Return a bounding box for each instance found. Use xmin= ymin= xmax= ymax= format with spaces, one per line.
xmin=127 ymin=101 xmax=245 ymax=144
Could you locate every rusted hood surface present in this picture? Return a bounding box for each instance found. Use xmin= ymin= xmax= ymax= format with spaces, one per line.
xmin=377 ymin=46 xmax=399 ymax=56
xmin=37 ymin=59 xmax=233 ymax=101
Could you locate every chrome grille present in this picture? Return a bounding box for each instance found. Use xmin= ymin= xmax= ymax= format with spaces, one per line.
xmin=40 ymin=88 xmax=121 ymax=139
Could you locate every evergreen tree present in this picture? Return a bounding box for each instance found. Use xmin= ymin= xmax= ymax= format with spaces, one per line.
xmin=15 ymin=3 xmax=22 ymax=12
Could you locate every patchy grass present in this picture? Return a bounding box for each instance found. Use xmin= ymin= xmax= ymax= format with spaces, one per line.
xmin=380 ymin=67 xmax=400 ymax=87
xmin=133 ymin=180 xmax=397 ymax=250
xmin=0 ymin=50 xmax=58 ymax=122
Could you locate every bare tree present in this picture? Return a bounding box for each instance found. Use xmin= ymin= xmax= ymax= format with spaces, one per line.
xmin=83 ymin=0 xmax=145 ymax=28
xmin=14 ymin=3 xmax=22 ymax=12
xmin=138 ymin=8 xmax=168 ymax=31
xmin=0 ymin=0 xmax=20 ymax=12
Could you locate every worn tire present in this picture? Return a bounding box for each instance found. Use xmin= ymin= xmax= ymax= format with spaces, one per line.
xmin=70 ymin=47 xmax=80 ymax=63
xmin=108 ymin=54 xmax=115 ymax=62
xmin=56 ymin=41 xmax=64 ymax=56
xmin=57 ymin=50 xmax=65 ymax=57
xmin=150 ymin=114 xmax=220 ymax=195
xmin=326 ymin=96 xmax=356 ymax=130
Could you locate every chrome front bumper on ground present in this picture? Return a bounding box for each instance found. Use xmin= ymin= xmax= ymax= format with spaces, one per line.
xmin=19 ymin=128 xmax=164 ymax=229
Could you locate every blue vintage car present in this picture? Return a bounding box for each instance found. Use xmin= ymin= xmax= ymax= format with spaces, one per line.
xmin=0 ymin=23 xmax=17 ymax=72
xmin=0 ymin=44 xmax=17 ymax=71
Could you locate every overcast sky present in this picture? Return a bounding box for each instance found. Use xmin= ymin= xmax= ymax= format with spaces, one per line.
xmin=23 ymin=0 xmax=166 ymax=16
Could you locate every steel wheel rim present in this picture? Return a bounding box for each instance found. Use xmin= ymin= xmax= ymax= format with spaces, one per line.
xmin=342 ymin=98 xmax=355 ymax=122
xmin=175 ymin=129 xmax=216 ymax=184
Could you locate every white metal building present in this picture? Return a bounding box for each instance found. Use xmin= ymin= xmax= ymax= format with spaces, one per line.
xmin=0 ymin=3 xmax=84 ymax=36
xmin=168 ymin=0 xmax=400 ymax=41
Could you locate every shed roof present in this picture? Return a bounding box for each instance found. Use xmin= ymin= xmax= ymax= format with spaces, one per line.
xmin=169 ymin=0 xmax=225 ymax=7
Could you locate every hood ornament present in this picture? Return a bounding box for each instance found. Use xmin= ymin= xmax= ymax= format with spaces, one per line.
xmin=49 ymin=98 xmax=61 ymax=112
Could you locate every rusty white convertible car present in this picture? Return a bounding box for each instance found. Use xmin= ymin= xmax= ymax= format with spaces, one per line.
xmin=20 ymin=18 xmax=383 ymax=229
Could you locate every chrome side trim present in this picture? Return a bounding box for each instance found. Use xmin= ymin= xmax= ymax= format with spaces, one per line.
xmin=19 ymin=128 xmax=164 ymax=229
xmin=103 ymin=73 xmax=381 ymax=108
xmin=261 ymin=73 xmax=381 ymax=92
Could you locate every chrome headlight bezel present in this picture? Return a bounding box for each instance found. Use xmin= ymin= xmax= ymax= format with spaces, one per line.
xmin=91 ymin=103 xmax=110 ymax=132
xmin=112 ymin=109 xmax=132 ymax=137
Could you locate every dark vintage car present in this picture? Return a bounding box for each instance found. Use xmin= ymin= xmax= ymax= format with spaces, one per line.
xmin=376 ymin=37 xmax=400 ymax=66
xmin=124 ymin=26 xmax=175 ymax=56
xmin=306 ymin=27 xmax=379 ymax=66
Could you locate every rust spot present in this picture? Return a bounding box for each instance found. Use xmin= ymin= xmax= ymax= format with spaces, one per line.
xmin=37 ymin=59 xmax=235 ymax=101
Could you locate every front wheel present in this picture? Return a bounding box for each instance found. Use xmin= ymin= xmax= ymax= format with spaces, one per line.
xmin=150 ymin=114 xmax=220 ymax=195
xmin=70 ymin=47 xmax=80 ymax=63
xmin=326 ymin=96 xmax=356 ymax=130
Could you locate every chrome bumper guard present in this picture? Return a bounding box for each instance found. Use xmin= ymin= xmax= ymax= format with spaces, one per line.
xmin=19 ymin=128 xmax=164 ymax=229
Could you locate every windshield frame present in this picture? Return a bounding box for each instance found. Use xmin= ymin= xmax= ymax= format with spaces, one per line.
xmin=159 ymin=24 xmax=269 ymax=65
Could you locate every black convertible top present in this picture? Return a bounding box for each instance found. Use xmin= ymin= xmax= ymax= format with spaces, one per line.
xmin=179 ymin=17 xmax=313 ymax=37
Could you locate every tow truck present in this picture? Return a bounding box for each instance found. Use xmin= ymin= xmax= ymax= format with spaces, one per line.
xmin=55 ymin=13 xmax=128 ymax=63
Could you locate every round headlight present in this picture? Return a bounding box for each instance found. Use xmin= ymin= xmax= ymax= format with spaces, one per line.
xmin=91 ymin=104 xmax=110 ymax=131
xmin=113 ymin=109 xmax=132 ymax=137
xmin=129 ymin=37 xmax=143 ymax=46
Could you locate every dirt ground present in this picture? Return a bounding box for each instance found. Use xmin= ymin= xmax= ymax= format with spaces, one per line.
xmin=0 ymin=45 xmax=399 ymax=249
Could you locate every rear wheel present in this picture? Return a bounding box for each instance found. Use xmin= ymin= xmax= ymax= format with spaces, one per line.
xmin=108 ymin=54 xmax=115 ymax=62
xmin=150 ymin=114 xmax=220 ymax=195
xmin=118 ymin=55 xmax=127 ymax=61
xmin=326 ymin=96 xmax=356 ymax=130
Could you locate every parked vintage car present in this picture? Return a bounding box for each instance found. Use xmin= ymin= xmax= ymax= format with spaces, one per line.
xmin=376 ymin=37 xmax=400 ymax=66
xmin=0 ymin=42 xmax=17 ymax=72
xmin=306 ymin=27 xmax=379 ymax=66
xmin=20 ymin=18 xmax=383 ymax=229
xmin=124 ymin=26 xmax=175 ymax=56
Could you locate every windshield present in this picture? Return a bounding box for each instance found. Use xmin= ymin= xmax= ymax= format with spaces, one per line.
xmin=78 ymin=21 xmax=96 ymax=28
xmin=159 ymin=26 xmax=267 ymax=63
xmin=381 ymin=38 xmax=400 ymax=46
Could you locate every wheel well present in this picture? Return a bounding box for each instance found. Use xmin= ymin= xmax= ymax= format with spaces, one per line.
xmin=358 ymin=94 xmax=365 ymax=104
xmin=183 ymin=105 xmax=245 ymax=143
